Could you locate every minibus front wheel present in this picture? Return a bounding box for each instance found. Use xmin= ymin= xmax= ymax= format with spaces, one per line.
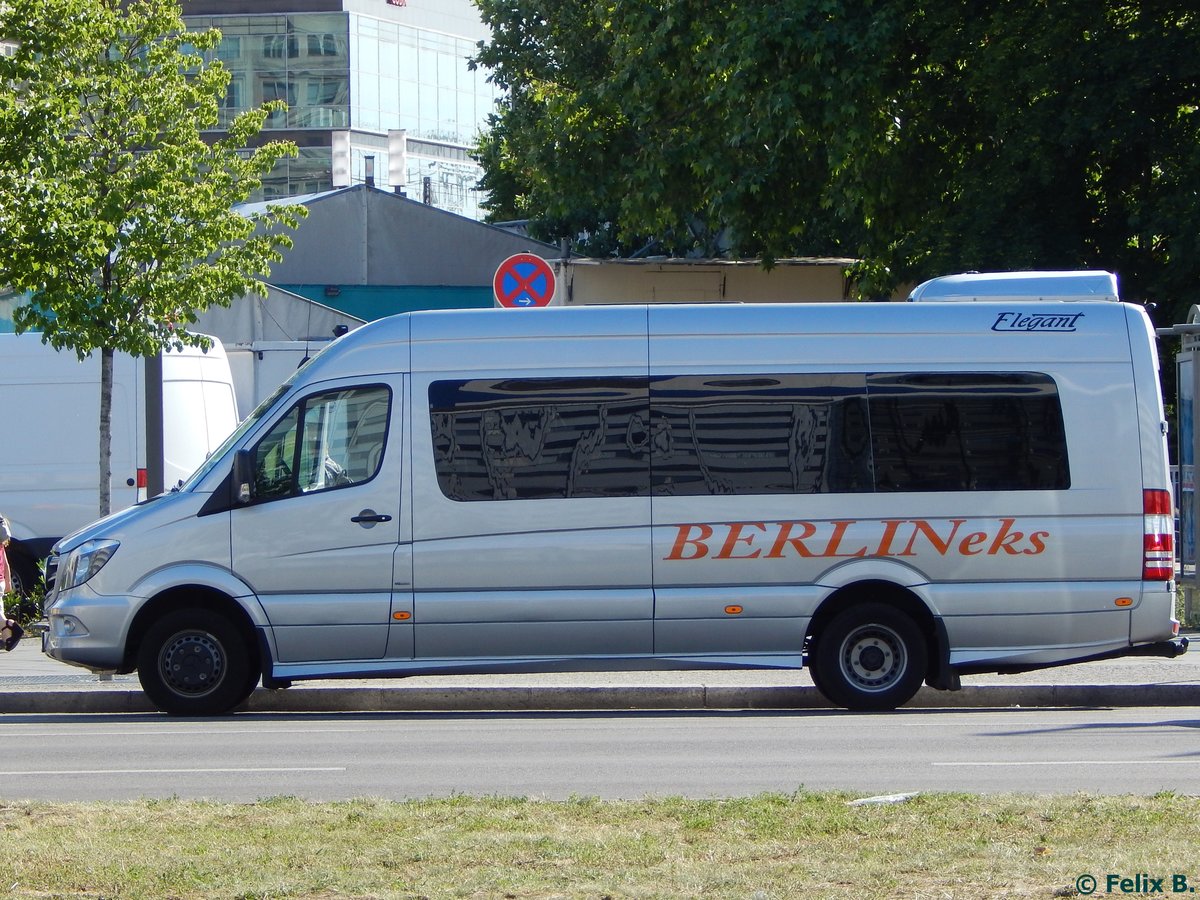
xmin=811 ymin=602 xmax=927 ymax=711
xmin=136 ymin=608 xmax=258 ymax=716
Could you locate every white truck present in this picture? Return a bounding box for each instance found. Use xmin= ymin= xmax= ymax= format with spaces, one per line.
xmin=0 ymin=333 xmax=240 ymax=593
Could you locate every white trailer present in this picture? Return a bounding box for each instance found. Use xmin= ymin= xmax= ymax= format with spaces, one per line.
xmin=0 ymin=333 xmax=239 ymax=592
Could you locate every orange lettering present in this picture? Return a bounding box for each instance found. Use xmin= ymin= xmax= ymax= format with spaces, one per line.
xmin=1024 ymin=530 xmax=1049 ymax=555
xmin=824 ymin=520 xmax=868 ymax=557
xmin=666 ymin=524 xmax=713 ymax=560
xmin=716 ymin=522 xmax=766 ymax=559
xmin=987 ymin=518 xmax=1025 ymax=555
xmin=766 ymin=521 xmax=819 ymax=558
xmin=959 ymin=531 xmax=989 ymax=555
xmin=901 ymin=519 xmax=966 ymax=556
xmin=875 ymin=520 xmax=907 ymax=556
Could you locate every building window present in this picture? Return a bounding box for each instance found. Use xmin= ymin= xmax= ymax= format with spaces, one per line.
xmin=262 ymin=34 xmax=298 ymax=59
xmin=305 ymin=76 xmax=345 ymax=107
xmin=262 ymin=79 xmax=296 ymax=106
xmin=217 ymin=36 xmax=241 ymax=61
xmin=307 ymin=33 xmax=340 ymax=57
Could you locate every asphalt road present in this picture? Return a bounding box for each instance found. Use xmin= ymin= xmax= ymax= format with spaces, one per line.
xmin=3 ymin=706 xmax=1198 ymax=801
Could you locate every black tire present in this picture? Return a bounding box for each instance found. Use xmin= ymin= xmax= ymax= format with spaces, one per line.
xmin=812 ymin=602 xmax=927 ymax=711
xmin=804 ymin=638 xmax=829 ymax=697
xmin=7 ymin=550 xmax=38 ymax=598
xmin=136 ymin=608 xmax=259 ymax=716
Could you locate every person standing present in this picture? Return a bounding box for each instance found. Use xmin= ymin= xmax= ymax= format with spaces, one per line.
xmin=0 ymin=513 xmax=23 ymax=651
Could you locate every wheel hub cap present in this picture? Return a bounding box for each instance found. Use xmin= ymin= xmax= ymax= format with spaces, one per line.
xmin=840 ymin=626 xmax=906 ymax=692
xmin=160 ymin=632 xmax=223 ymax=697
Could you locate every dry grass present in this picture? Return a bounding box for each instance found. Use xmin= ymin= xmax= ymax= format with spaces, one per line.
xmin=1 ymin=791 xmax=1196 ymax=899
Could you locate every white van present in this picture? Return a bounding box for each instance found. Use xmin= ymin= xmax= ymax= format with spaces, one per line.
xmin=0 ymin=334 xmax=239 ymax=592
xmin=40 ymin=272 xmax=1188 ymax=714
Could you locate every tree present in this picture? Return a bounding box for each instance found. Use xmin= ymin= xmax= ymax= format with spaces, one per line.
xmin=472 ymin=0 xmax=882 ymax=261
xmin=472 ymin=0 xmax=1200 ymax=319
xmin=865 ymin=0 xmax=1200 ymax=321
xmin=0 ymin=0 xmax=304 ymax=515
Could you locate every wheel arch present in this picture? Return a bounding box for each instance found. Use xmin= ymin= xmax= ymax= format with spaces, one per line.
xmin=122 ymin=586 xmax=261 ymax=675
xmin=808 ymin=579 xmax=954 ymax=690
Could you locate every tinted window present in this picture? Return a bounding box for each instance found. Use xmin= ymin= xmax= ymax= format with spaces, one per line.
xmin=429 ymin=378 xmax=649 ymax=500
xmin=867 ymin=373 xmax=1069 ymax=491
xmin=428 ymin=372 xmax=1069 ymax=500
xmin=252 ymin=385 xmax=391 ymax=501
xmin=650 ymin=375 xmax=872 ymax=495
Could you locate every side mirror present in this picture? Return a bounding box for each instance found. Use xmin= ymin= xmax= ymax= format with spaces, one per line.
xmin=232 ymin=449 xmax=254 ymax=505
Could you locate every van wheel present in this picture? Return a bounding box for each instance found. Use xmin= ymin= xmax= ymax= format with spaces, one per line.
xmin=136 ymin=609 xmax=258 ymax=716
xmin=812 ymin=603 xmax=927 ymax=711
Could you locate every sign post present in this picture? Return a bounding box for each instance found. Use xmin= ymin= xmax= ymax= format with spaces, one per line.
xmin=493 ymin=253 xmax=557 ymax=308
xmin=1162 ymin=309 xmax=1200 ymax=626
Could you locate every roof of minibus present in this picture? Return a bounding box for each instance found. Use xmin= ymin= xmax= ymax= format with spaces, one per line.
xmin=294 ymin=301 xmax=1140 ymax=380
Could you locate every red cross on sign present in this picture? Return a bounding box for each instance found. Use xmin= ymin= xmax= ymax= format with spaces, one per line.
xmin=493 ymin=253 xmax=557 ymax=308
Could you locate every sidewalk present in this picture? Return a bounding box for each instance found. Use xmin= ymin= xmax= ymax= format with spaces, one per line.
xmin=1 ymin=632 xmax=1196 ymax=714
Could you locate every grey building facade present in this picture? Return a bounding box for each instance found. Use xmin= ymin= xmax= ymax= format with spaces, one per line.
xmin=239 ymin=183 xmax=558 ymax=320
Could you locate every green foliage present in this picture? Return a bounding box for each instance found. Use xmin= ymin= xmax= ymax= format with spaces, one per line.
xmin=3 ymin=578 xmax=44 ymax=627
xmin=0 ymin=0 xmax=304 ymax=358
xmin=870 ymin=0 xmax=1200 ymax=322
xmin=472 ymin=0 xmax=1200 ymax=316
xmin=0 ymin=0 xmax=306 ymax=514
xmin=473 ymin=0 xmax=875 ymax=262
xmin=3 ymin=793 xmax=1200 ymax=898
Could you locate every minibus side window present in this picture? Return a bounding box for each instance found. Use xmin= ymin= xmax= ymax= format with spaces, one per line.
xmin=426 ymin=373 xmax=1069 ymax=501
xmin=429 ymin=378 xmax=649 ymax=501
xmin=251 ymin=385 xmax=391 ymax=501
xmin=867 ymin=373 xmax=1069 ymax=492
xmin=649 ymin=374 xmax=872 ymax=495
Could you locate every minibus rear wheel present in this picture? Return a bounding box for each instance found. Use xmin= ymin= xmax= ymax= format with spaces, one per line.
xmin=136 ymin=608 xmax=257 ymax=716
xmin=811 ymin=602 xmax=927 ymax=711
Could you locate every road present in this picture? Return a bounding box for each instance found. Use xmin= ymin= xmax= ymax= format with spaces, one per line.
xmin=2 ymin=706 xmax=1198 ymax=801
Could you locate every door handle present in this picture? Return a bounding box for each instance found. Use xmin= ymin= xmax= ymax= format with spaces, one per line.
xmin=351 ymin=510 xmax=392 ymax=525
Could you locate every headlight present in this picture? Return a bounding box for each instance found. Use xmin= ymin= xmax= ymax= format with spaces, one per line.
xmin=59 ymin=539 xmax=120 ymax=591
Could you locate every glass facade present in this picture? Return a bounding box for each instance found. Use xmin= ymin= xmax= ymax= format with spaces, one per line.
xmin=348 ymin=15 xmax=493 ymax=145
xmin=194 ymin=13 xmax=352 ymax=131
xmin=189 ymin=11 xmax=498 ymax=214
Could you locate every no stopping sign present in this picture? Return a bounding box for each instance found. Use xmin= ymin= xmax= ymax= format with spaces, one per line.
xmin=493 ymin=253 xmax=557 ymax=308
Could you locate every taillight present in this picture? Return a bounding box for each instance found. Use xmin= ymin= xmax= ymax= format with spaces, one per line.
xmin=1143 ymin=489 xmax=1174 ymax=581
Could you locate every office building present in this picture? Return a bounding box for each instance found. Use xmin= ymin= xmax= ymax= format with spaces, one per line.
xmin=182 ymin=0 xmax=499 ymax=217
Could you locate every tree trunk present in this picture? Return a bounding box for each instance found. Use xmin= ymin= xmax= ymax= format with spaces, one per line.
xmin=99 ymin=347 xmax=114 ymax=518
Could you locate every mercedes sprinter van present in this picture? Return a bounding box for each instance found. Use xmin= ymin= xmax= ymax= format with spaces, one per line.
xmin=40 ymin=271 xmax=1187 ymax=714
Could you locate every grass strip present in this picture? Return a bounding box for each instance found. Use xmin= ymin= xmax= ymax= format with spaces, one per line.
xmin=1 ymin=791 xmax=1196 ymax=898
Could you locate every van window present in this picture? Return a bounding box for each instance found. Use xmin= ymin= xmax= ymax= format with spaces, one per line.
xmin=252 ymin=385 xmax=391 ymax=501
xmin=428 ymin=372 xmax=1069 ymax=500
xmin=650 ymin=374 xmax=872 ymax=496
xmin=867 ymin=373 xmax=1069 ymax=491
xmin=429 ymin=378 xmax=649 ymax=500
